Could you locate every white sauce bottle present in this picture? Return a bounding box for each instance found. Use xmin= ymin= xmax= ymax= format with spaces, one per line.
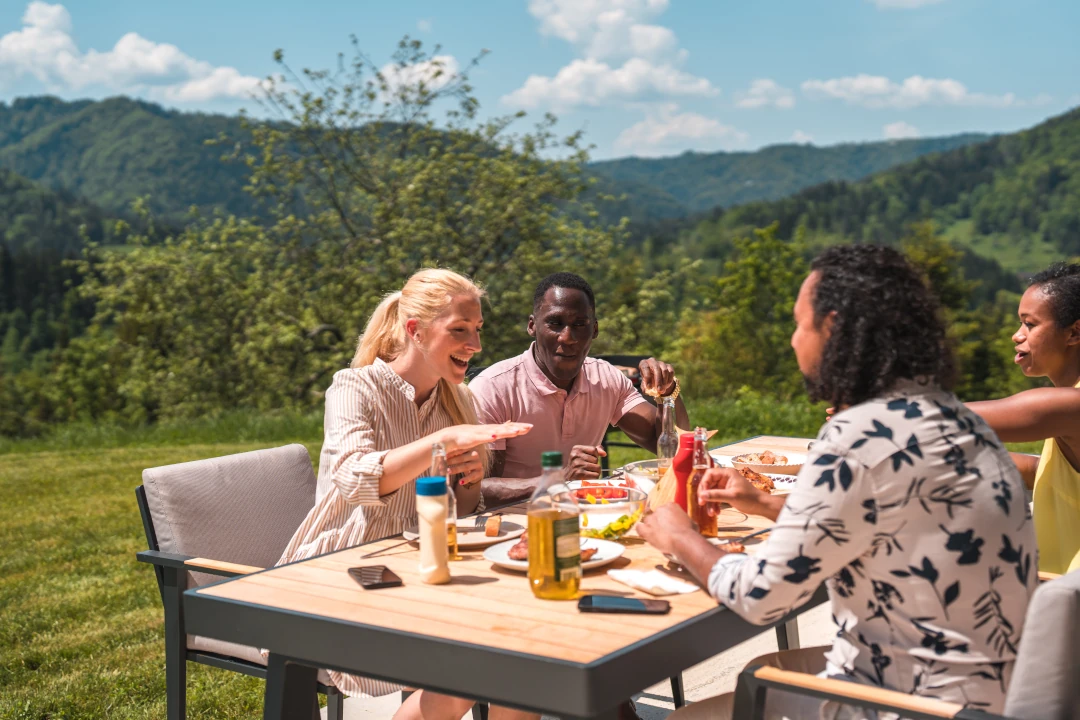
xmin=416 ymin=476 xmax=451 ymax=584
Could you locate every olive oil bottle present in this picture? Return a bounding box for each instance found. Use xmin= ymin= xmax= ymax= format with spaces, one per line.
xmin=527 ymin=451 xmax=581 ymax=600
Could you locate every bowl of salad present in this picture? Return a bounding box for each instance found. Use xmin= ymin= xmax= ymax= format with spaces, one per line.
xmin=567 ymin=480 xmax=647 ymax=541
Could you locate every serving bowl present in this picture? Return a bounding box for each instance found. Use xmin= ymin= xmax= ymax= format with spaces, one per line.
xmin=567 ymin=482 xmax=647 ymax=540
xmin=619 ymin=459 xmax=663 ymax=495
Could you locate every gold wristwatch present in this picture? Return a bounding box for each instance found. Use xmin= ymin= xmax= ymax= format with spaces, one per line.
xmin=660 ymin=377 xmax=680 ymax=400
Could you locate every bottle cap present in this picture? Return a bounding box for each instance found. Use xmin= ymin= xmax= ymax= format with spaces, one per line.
xmin=416 ymin=476 xmax=448 ymax=496
xmin=680 ymin=433 xmax=695 ymax=448
xmin=541 ymin=451 xmax=563 ymax=468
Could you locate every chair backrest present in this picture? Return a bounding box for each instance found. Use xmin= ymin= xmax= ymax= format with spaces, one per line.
xmin=141 ymin=444 xmax=317 ymax=587
xmin=1004 ymin=569 xmax=1080 ymax=719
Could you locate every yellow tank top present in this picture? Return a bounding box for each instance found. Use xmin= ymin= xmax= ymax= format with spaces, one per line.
xmin=1033 ymin=379 xmax=1080 ymax=574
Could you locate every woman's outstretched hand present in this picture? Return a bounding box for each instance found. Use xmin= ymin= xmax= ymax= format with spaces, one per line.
xmin=440 ymin=422 xmax=532 ymax=454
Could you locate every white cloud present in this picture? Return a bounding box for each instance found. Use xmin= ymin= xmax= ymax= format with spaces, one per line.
xmin=883 ymin=121 xmax=920 ymax=139
xmin=614 ymin=104 xmax=748 ymax=156
xmin=417 ymin=18 xmax=433 ymax=33
xmin=380 ymin=54 xmax=459 ymax=96
xmin=735 ymin=79 xmax=795 ymax=110
xmin=790 ymin=130 xmax=813 ymax=144
xmin=0 ymin=2 xmax=262 ymax=102
xmin=802 ymin=74 xmax=1016 ymax=109
xmin=504 ymin=57 xmax=714 ymax=110
xmin=868 ymin=0 xmax=946 ymax=8
xmin=507 ymin=0 xmax=713 ymax=110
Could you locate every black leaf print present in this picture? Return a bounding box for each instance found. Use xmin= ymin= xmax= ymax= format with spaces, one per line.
xmin=941 ymin=525 xmax=984 ymax=565
xmin=908 ymin=558 xmax=955 ymax=619
xmin=974 ymin=567 xmax=1018 ymax=657
xmin=969 ymin=663 xmax=1008 ymax=694
xmin=943 ymin=581 xmax=960 ymax=608
xmin=747 ymin=586 xmax=770 ymax=600
xmin=905 ymin=433 xmax=923 ymax=459
xmin=833 ymin=567 xmax=856 ymax=598
xmin=910 ymin=557 xmax=940 ymax=584
xmin=838 ymin=461 xmax=853 ymax=491
xmin=756 ymin=559 xmax=768 ymax=576
xmin=862 ymin=498 xmax=878 ymax=524
xmin=815 ymin=469 xmax=835 ymax=491
xmin=912 ymin=618 xmax=970 ymax=656
xmin=814 ymin=454 xmax=840 ymax=465
xmin=881 ymin=477 xmax=972 ymax=519
xmin=999 ymin=536 xmax=1032 ymax=586
xmin=851 ymin=438 xmax=869 ymax=449
xmin=992 ymin=469 xmax=1013 ymax=517
xmin=911 ymin=658 xmax=950 ymax=695
xmin=857 ymin=633 xmax=892 ymax=685
xmin=871 ymin=523 xmax=906 ymax=557
xmin=890 ymin=569 xmax=910 ymax=578
xmin=871 ymin=580 xmax=904 ymax=610
xmin=785 ymin=501 xmax=851 ymax=547
xmin=890 ymin=449 xmax=916 ymax=472
xmin=935 ymin=401 xmax=960 ymax=423
xmin=783 ymin=546 xmax=822 ymax=584
xmin=865 ymin=420 xmax=894 ymax=440
xmin=887 ymin=397 xmax=923 ymax=419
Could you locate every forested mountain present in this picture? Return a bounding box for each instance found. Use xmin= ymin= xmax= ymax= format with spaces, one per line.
xmin=0 ymin=96 xmax=990 ymax=228
xmin=590 ymin=133 xmax=989 ymax=215
xmin=649 ymin=107 xmax=1080 ymax=275
xmin=0 ymin=167 xmax=114 ymax=253
xmin=0 ymin=96 xmax=259 ymax=223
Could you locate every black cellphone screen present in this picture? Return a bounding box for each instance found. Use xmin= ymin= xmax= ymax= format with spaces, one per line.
xmin=348 ymin=565 xmax=404 ymax=590
xmin=578 ymin=595 xmax=671 ymax=614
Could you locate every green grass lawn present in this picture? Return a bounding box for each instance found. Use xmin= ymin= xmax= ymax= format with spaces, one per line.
xmin=0 ymin=400 xmax=1041 ymax=718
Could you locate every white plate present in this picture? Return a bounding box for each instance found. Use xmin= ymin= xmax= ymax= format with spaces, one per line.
xmin=483 ymin=537 xmax=625 ymax=573
xmin=403 ymin=519 xmax=525 ymax=550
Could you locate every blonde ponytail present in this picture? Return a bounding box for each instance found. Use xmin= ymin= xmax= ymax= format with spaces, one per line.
xmin=351 ymin=291 xmax=404 ymax=368
xmin=349 ymin=269 xmax=491 ymax=472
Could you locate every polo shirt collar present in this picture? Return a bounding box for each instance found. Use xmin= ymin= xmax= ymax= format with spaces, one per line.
xmin=524 ymin=343 xmax=591 ymax=397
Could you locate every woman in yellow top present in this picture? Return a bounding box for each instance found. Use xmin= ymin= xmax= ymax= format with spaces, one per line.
xmin=969 ymin=262 xmax=1080 ymax=574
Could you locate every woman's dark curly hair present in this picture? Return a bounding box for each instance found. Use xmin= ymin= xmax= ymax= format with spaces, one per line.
xmin=808 ymin=244 xmax=955 ymax=408
xmin=1029 ymin=262 xmax=1080 ymax=328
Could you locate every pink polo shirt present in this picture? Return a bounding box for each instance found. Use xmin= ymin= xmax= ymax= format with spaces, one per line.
xmin=468 ymin=344 xmax=648 ymax=479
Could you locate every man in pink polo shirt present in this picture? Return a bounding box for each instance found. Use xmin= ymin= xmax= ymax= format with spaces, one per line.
xmin=470 ymin=272 xmax=689 ymax=505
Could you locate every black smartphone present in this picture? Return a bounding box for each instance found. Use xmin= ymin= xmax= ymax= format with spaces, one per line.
xmin=578 ymin=595 xmax=671 ymax=615
xmin=348 ymin=565 xmax=404 ymax=590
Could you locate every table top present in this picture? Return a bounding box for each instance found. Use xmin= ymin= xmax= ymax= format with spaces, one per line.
xmin=185 ymin=435 xmax=822 ymax=717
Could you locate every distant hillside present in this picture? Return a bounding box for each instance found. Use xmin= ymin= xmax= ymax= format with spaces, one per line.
xmin=589 ymin=134 xmax=989 ymax=216
xmin=0 ymin=96 xmax=258 ymax=224
xmin=0 ymin=167 xmax=114 ymax=253
xmin=680 ymin=106 xmax=1080 ymax=274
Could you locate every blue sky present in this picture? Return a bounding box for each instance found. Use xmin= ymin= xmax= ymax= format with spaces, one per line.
xmin=0 ymin=0 xmax=1076 ymax=159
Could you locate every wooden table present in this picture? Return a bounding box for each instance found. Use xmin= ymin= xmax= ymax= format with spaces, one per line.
xmin=183 ymin=436 xmax=823 ymax=719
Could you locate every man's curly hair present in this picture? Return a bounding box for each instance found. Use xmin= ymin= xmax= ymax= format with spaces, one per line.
xmin=807 ymin=244 xmax=956 ymax=408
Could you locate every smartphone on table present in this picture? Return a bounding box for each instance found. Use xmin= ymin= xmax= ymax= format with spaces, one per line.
xmin=578 ymin=595 xmax=670 ymax=615
xmin=348 ymin=565 xmax=404 ymax=590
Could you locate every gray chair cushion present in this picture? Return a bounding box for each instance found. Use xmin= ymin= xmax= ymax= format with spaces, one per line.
xmin=188 ymin=635 xmax=333 ymax=686
xmin=1005 ymin=570 xmax=1080 ymax=719
xmin=142 ymin=443 xmax=316 ymax=587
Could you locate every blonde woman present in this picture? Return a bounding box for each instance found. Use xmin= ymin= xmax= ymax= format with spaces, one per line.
xmin=276 ymin=268 xmax=534 ymax=720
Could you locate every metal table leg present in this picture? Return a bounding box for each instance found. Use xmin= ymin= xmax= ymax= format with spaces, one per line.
xmin=775 ymin=618 xmax=801 ymax=651
xmin=264 ymin=653 xmax=319 ymax=720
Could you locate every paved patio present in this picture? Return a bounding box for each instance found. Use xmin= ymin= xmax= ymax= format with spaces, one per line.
xmin=323 ymin=603 xmax=836 ymax=719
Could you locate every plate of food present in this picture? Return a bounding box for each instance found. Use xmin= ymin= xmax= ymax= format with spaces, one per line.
xmin=728 ymin=450 xmax=805 ymax=476
xmin=403 ymin=517 xmax=524 ymax=550
xmin=483 ymin=535 xmax=625 ymax=572
xmin=619 ymin=459 xmax=662 ymax=495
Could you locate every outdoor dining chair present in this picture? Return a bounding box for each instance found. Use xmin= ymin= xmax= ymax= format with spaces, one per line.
xmin=730 ymin=569 xmax=1080 ymax=720
xmin=134 ymin=444 xmax=346 ymax=720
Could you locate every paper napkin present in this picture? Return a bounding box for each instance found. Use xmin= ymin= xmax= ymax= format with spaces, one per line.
xmin=607 ymin=569 xmax=700 ymax=596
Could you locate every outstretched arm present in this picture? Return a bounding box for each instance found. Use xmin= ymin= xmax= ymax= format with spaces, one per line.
xmin=968 ymin=388 xmax=1080 ymax=444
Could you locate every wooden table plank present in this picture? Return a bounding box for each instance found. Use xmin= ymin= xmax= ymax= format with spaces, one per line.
xmin=195 ymin=436 xmax=807 ymax=665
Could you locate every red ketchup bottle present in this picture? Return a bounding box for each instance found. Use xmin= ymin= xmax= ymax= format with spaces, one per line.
xmin=672 ymin=433 xmax=696 ymax=512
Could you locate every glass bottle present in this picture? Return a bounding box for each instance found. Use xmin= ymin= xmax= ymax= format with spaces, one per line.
xmin=527 ymin=451 xmax=582 ymax=600
xmin=657 ymin=396 xmax=679 ymax=473
xmin=431 ymin=442 xmax=459 ymax=560
xmin=686 ymin=427 xmax=718 ymax=537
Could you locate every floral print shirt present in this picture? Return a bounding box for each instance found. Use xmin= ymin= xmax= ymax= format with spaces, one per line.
xmin=709 ymin=381 xmax=1036 ymax=713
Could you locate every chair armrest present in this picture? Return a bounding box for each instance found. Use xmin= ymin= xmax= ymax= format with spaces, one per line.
xmin=1038 ymin=571 xmax=1061 ymax=583
xmin=735 ymin=666 xmax=1008 ymax=720
xmin=137 ymin=550 xmax=263 ymax=577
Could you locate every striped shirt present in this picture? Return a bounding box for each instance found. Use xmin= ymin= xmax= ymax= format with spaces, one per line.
xmin=275 ymin=359 xmax=477 ymax=697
